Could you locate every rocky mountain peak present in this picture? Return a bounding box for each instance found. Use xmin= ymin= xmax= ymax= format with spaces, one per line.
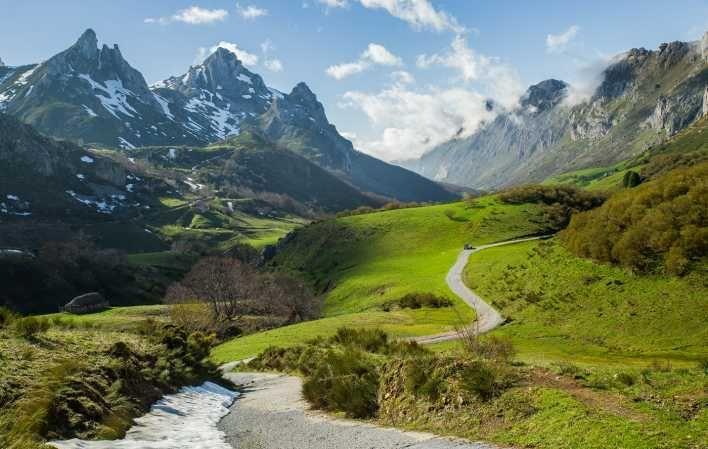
xmin=521 ymin=79 xmax=568 ymax=112
xmin=73 ymin=28 xmax=99 ymax=60
xmin=206 ymin=47 xmax=243 ymax=67
xmin=702 ymin=31 xmax=708 ymax=62
xmin=288 ymin=82 xmax=327 ymax=123
xmin=656 ymin=41 xmax=690 ymax=68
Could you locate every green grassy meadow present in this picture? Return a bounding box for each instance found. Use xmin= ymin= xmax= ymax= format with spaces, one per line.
xmin=464 ymin=239 xmax=707 ymax=366
xmin=212 ymin=198 xmax=549 ymax=362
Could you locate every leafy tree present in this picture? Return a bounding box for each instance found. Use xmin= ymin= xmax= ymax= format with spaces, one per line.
xmin=562 ymin=162 xmax=707 ymax=275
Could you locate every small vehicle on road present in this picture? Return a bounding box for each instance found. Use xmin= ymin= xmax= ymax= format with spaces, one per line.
xmin=463 ymin=243 xmax=475 ymax=250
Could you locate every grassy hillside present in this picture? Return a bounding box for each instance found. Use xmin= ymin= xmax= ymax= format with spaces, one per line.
xmin=212 ymin=197 xmax=549 ymax=362
xmin=464 ymin=239 xmax=707 ymax=366
xmin=544 ymin=115 xmax=708 ymax=191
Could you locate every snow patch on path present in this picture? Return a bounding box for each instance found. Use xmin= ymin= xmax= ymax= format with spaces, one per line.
xmin=51 ymin=381 xmax=237 ymax=449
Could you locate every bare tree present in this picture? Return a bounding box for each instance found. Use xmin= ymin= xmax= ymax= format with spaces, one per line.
xmin=165 ymin=257 xmax=320 ymax=335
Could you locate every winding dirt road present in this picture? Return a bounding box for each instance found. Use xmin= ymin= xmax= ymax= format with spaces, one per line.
xmin=218 ymin=235 xmax=549 ymax=448
xmin=414 ymin=235 xmax=549 ymax=345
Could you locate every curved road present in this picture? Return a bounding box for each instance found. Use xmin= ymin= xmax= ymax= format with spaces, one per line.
xmin=219 ymin=235 xmax=549 ymax=448
xmin=414 ymin=235 xmax=549 ymax=345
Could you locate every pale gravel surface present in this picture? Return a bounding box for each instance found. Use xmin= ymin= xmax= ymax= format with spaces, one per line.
xmin=220 ymin=372 xmax=498 ymax=449
xmin=414 ymin=236 xmax=550 ymax=345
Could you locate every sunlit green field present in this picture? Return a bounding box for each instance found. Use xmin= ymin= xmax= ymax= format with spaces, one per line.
xmin=41 ymin=305 xmax=168 ymax=331
xmin=464 ymin=239 xmax=708 ymax=366
xmin=212 ymin=198 xmax=549 ymax=362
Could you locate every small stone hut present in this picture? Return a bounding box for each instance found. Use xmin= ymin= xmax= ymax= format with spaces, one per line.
xmin=62 ymin=292 xmax=109 ymax=314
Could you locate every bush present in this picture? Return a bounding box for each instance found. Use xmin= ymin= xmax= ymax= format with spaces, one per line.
xmin=332 ymin=327 xmax=389 ymax=352
xmin=562 ymin=162 xmax=708 ymax=275
xmin=622 ymin=170 xmax=642 ymax=188
xmin=395 ymin=293 xmax=452 ymax=310
xmin=302 ymin=348 xmax=380 ymax=418
xmin=13 ymin=317 xmax=50 ymax=339
xmin=499 ymin=184 xmax=607 ymax=231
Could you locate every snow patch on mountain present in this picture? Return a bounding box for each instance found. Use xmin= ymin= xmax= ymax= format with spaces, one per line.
xmin=78 ymin=74 xmax=139 ymax=119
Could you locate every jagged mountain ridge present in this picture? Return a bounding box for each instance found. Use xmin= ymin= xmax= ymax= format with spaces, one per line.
xmin=402 ymin=35 xmax=708 ymax=189
xmin=0 ymin=29 xmax=455 ymax=203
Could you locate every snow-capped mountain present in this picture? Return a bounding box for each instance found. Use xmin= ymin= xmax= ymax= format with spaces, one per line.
xmin=0 ymin=29 xmax=456 ymax=203
xmin=151 ymin=47 xmax=279 ymax=141
xmin=0 ymin=29 xmax=291 ymax=149
xmin=0 ymin=29 xmax=201 ymax=149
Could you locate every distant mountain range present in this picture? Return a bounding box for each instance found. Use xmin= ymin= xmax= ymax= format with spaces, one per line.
xmin=400 ymin=33 xmax=708 ymax=189
xmin=0 ymin=29 xmax=454 ymax=204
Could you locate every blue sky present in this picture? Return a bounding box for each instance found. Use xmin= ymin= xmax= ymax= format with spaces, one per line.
xmin=1 ymin=0 xmax=707 ymax=160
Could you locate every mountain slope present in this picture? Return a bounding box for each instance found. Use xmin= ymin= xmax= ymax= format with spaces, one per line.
xmin=0 ymin=112 xmax=167 ymax=221
xmin=130 ymin=132 xmax=380 ymax=213
xmin=404 ymin=37 xmax=708 ymax=189
xmin=1 ymin=29 xmax=455 ymax=204
xmin=249 ymin=82 xmax=457 ymax=202
xmin=0 ymin=29 xmax=199 ymax=149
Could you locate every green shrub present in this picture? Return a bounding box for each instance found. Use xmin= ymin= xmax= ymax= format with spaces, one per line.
xmin=13 ymin=317 xmax=50 ymax=339
xmin=499 ymin=184 xmax=606 ymax=230
xmin=562 ymin=162 xmax=708 ymax=275
xmin=614 ymin=371 xmax=637 ymax=387
xmin=395 ymin=293 xmax=452 ymax=310
xmin=301 ymin=348 xmax=380 ymax=418
xmin=551 ymin=362 xmax=588 ymax=380
xmin=331 ymin=327 xmax=388 ymax=352
xmin=622 ymin=170 xmax=642 ymax=188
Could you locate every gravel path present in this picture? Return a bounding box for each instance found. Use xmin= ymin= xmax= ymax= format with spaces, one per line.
xmin=414 ymin=236 xmax=550 ymax=345
xmin=220 ymin=372 xmax=498 ymax=449
xmin=219 ymin=235 xmax=550 ymax=448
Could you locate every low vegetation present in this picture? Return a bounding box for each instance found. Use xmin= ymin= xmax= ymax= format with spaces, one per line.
xmin=465 ymin=239 xmax=707 ymax=364
xmin=562 ymin=161 xmax=707 ymax=275
xmin=498 ymin=184 xmax=607 ymax=231
xmin=0 ymin=309 xmax=225 ymax=449
xmin=246 ymin=327 xmax=707 ymax=448
xmin=387 ymin=292 xmax=452 ymax=310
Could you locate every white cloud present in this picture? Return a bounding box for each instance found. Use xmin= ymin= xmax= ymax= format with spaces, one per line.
xmin=196 ymin=41 xmax=259 ymax=66
xmin=360 ymin=0 xmax=463 ymax=33
xmin=362 ymin=43 xmax=402 ymax=66
xmin=146 ymin=6 xmax=229 ymax=25
xmin=546 ymin=25 xmax=580 ymax=54
xmin=318 ymin=0 xmax=349 ymax=7
xmin=260 ymin=39 xmax=275 ymax=54
xmin=326 ymin=61 xmax=369 ymax=79
xmin=264 ymin=58 xmax=284 ymax=72
xmin=236 ymin=3 xmax=269 ymax=20
xmin=390 ymin=70 xmax=415 ymax=85
xmin=326 ymin=43 xmax=402 ymax=79
xmin=340 ymin=84 xmax=496 ymax=161
xmin=316 ymin=0 xmax=463 ymax=32
xmin=417 ymin=35 xmax=523 ymax=109
xmin=562 ymin=52 xmax=620 ymax=107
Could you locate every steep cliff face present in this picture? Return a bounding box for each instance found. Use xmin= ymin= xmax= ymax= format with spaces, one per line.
xmin=404 ymin=36 xmax=708 ymax=189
